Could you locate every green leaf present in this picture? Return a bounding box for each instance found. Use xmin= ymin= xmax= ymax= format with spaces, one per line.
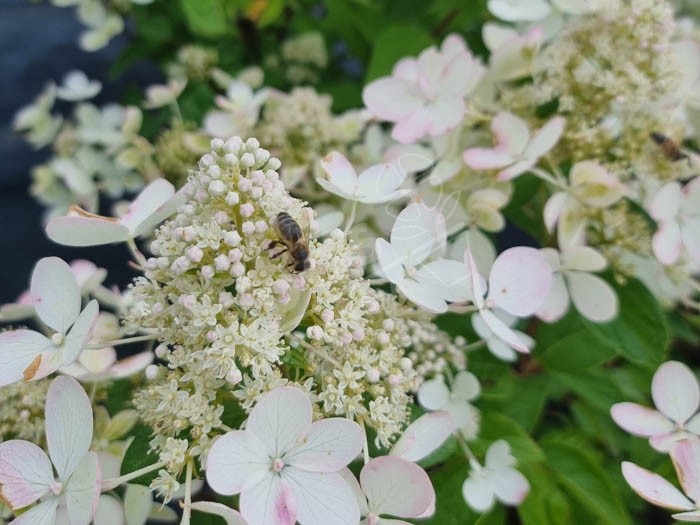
xmin=583 ymin=277 xmax=668 ymax=368
xmin=120 ymin=424 xmax=160 ymax=486
xmin=550 ymin=368 xmax=623 ymax=412
xmin=365 ymin=25 xmax=433 ymax=81
xmin=541 ymin=436 xmax=632 ymax=525
xmin=191 ymin=510 xmax=225 ymax=525
xmin=476 ymin=412 xmax=545 ymax=464
xmin=537 ymin=323 xmax=617 ymax=372
xmin=501 ymin=176 xmax=547 ymax=241
xmin=424 ymin=458 xmax=480 ymax=525
xmin=518 ymin=463 xmax=572 ymax=525
xmin=180 ymin=0 xmax=232 ymax=38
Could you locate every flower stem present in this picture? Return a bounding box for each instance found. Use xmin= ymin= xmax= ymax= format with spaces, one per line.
xmin=359 ymin=419 xmax=370 ymax=465
xmin=127 ymin=238 xmax=148 ymax=268
xmin=102 ymin=460 xmax=167 ymax=491
xmin=344 ymin=200 xmax=358 ymax=233
xmin=180 ymin=459 xmax=194 ymax=525
xmin=85 ymin=334 xmax=158 ymax=349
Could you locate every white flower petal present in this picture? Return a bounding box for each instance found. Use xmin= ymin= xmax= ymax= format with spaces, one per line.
xmin=285 ymin=418 xmax=363 ymax=472
xmin=524 ymin=116 xmax=565 ymax=159
xmin=94 ymin=495 xmax=125 ymax=525
xmin=362 ymin=77 xmax=424 ymax=121
xmin=653 ymin=221 xmax=683 ymax=266
xmin=46 ymin=214 xmax=131 ymax=247
xmin=564 ymin=246 xmax=607 ymax=272
xmin=610 ymin=403 xmax=675 ymax=436
xmin=543 ymin=192 xmax=568 ymax=233
xmin=62 ymin=300 xmax=100 ymax=366
xmin=206 ymin=431 xmax=270 ymax=495
xmin=246 ymin=387 xmax=312 ymax=458
xmin=318 ymin=152 xmax=358 ymax=200
xmin=488 ymin=247 xmax=552 ymax=317
xmin=390 ymin=411 xmax=455 ymax=462
xmin=488 ymin=0 xmax=551 ymax=21
xmin=10 ymin=498 xmax=58 ymax=525
xmin=485 ymin=440 xmax=516 ymax=470
xmin=649 ymin=183 xmax=681 ymax=222
xmin=375 ymin=239 xmax=405 ymax=284
xmin=417 ymin=378 xmax=450 ymax=411
xmin=567 ymin=272 xmax=618 ymax=323
xmin=491 ymin=112 xmax=530 ymax=155
xmin=0 ymin=329 xmax=53 ymax=387
xmin=283 ymin=468 xmax=360 ymax=525
xmin=356 ymin=163 xmax=408 ymax=204
xmin=536 ymin=273 xmax=569 ymax=323
xmin=479 ymin=310 xmax=530 ymax=353
xmin=124 ymin=484 xmax=152 ymax=525
xmin=671 ymin=439 xmax=700 ymax=503
xmin=64 ymin=452 xmax=101 ymax=525
xmin=360 ymin=456 xmax=434 ymax=518
xmin=0 ymin=440 xmax=53 ymax=508
xmin=46 ymin=376 xmax=93 ymax=481
xmin=652 ymin=361 xmax=700 ymax=426
xmin=30 ymin=257 xmax=81 ymax=333
xmin=390 ymin=202 xmax=444 ymax=267
xmin=189 ymin=502 xmax=248 ymax=525
xmin=462 ymin=473 xmax=496 ymax=512
xmin=452 ymin=371 xmax=481 ymax=401
xmin=621 ymin=461 xmax=694 ymax=511
xmin=129 ymin=181 xmax=186 ymax=238
xmin=493 ymin=467 xmax=529 ymax=505
xmin=240 ymin=474 xmax=296 ymax=525
xmin=463 ymin=147 xmax=514 ymax=171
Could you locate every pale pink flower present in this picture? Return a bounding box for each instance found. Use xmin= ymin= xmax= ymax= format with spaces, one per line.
xmin=649 ymin=178 xmax=700 ymax=266
xmin=463 ymin=112 xmax=565 ymax=181
xmin=536 ymin=245 xmax=618 ymax=323
xmin=390 ymin=412 xmax=455 ymax=462
xmin=472 ymin=310 xmax=534 ymax=362
xmin=621 ymin=438 xmax=700 ymax=521
xmin=0 ymin=376 xmax=101 ymax=524
xmin=0 ymin=257 xmax=99 ymax=386
xmin=611 ymin=361 xmax=700 ymax=452
xmin=417 ymin=372 xmax=480 ymax=434
xmin=61 ymin=347 xmax=153 ymax=383
xmin=464 ymin=243 xmax=552 ymax=353
xmin=47 ymin=179 xmax=188 ymax=247
xmin=462 ymin=440 xmax=529 ymax=512
xmin=205 ymin=386 xmax=364 ymax=525
xmin=341 ymin=456 xmax=436 ymax=525
xmin=363 ymin=34 xmax=484 ymax=144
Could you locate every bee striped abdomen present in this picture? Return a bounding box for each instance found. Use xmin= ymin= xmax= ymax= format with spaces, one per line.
xmin=276 ymin=212 xmax=303 ymax=242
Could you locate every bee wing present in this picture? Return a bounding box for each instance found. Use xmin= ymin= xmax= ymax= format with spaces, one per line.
xmin=301 ymin=214 xmax=311 ymax=242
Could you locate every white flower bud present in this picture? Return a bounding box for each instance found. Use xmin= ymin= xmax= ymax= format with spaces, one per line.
xmin=208 ymin=179 xmax=226 ymax=195
xmin=145 ymin=364 xmax=160 ymax=380
xmin=246 ymin=137 xmax=260 ymax=149
xmin=307 ymin=326 xmax=324 ymax=340
xmin=240 ymin=152 xmax=255 ymax=168
xmin=242 ymin=221 xmax=255 ymax=235
xmin=230 ymin=262 xmax=245 ymax=277
xmin=225 ymin=153 xmax=239 ymax=166
xmin=186 ymin=246 xmax=203 ymax=262
xmin=214 ymin=254 xmax=231 ymax=271
xmin=201 ymin=265 xmax=215 ymax=279
xmin=155 ymin=344 xmax=168 ymax=358
xmin=208 ymin=164 xmax=221 ymax=178
xmin=268 ymin=157 xmax=281 ymax=170
xmin=225 ymin=191 xmax=240 ymax=205
xmin=223 ymin=230 xmax=241 ymax=246
xmin=400 ymin=357 xmax=413 ymax=371
xmin=240 ymin=203 xmax=255 ymax=217
xmin=330 ymin=229 xmax=345 ymax=241
xmin=226 ymin=368 xmax=243 ymax=385
xmin=210 ymin=138 xmax=224 ymax=150
xmin=238 ymin=178 xmax=252 ymax=192
xmin=366 ymin=368 xmax=380 ymax=383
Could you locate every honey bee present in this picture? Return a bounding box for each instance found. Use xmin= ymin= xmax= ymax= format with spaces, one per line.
xmin=650 ymin=132 xmax=688 ymax=162
xmin=268 ymin=212 xmax=311 ymax=272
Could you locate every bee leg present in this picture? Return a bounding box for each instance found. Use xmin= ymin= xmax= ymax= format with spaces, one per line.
xmin=269 ymin=244 xmax=288 ymax=259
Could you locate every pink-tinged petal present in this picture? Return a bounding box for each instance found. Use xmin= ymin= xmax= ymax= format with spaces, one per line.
xmin=283 ymin=468 xmax=359 ymax=525
xmin=649 ymin=183 xmax=682 ymax=222
xmin=46 ymin=376 xmax=93 ymax=481
xmin=131 ymin=182 xmax=188 ymax=238
xmin=621 ymin=461 xmax=694 ymax=510
xmin=190 ymin=502 xmax=248 ymax=525
xmin=360 ymin=456 xmax=434 ymax=518
xmin=30 ymin=257 xmax=81 ymax=333
xmin=337 ymin=468 xmax=369 ymax=516
xmin=463 ymin=147 xmax=514 ymax=170
xmin=392 ymin=57 xmax=419 ymax=83
xmin=247 ymin=386 xmax=313 ymax=457
xmin=453 ymin=371 xmax=481 ymax=401
xmin=479 ymin=310 xmax=529 ymax=353
xmin=464 ymin=243 xmax=486 ymax=309
xmin=318 ymin=152 xmax=358 ymax=200
xmin=673 ymin=511 xmax=700 ymax=522
xmin=362 ymin=78 xmax=424 ymax=121
xmin=543 ymin=192 xmax=568 ymax=233
xmin=391 ymin=109 xmax=432 ymax=144
xmin=524 ymin=116 xmax=565 ymax=159
xmin=681 ymin=218 xmax=700 ymax=264
xmin=240 ymin=475 xmax=296 ymax=525
xmin=610 ymin=403 xmax=675 ymax=436
xmin=356 ymin=163 xmax=408 ymax=204
xmin=462 ymin=474 xmax=496 ymax=512
xmin=76 ymin=348 xmax=116 ymax=375
xmin=0 ymin=330 xmax=53 ymax=387
xmin=485 ymin=440 xmax=516 ymax=470
xmin=0 ymin=440 xmax=53 ymax=508
xmin=567 ymin=271 xmax=618 ymax=323
xmin=653 ymin=221 xmax=683 ymax=266
xmin=46 ymin=215 xmax=131 ymax=247
xmin=390 ymin=201 xmax=444 ymax=267
xmin=417 ymin=378 xmax=450 ymax=411
xmin=682 ymin=177 xmax=700 ymax=211
xmin=206 ymin=431 xmax=270 ymax=495
xmin=375 ymin=239 xmax=404 ymax=284
xmin=62 ymin=300 xmax=100 ymax=366
xmin=491 ymin=112 xmax=530 ymax=155
xmin=64 ymin=452 xmax=101 ymax=525
xmin=536 ymin=273 xmax=570 ymax=323
xmin=650 ymin=432 xmax=688 ymax=453
xmin=109 ymin=351 xmax=154 ymax=379
xmin=94 ymin=495 xmax=125 ymax=525
xmin=493 ymin=468 xmax=529 ymax=506
xmin=285 ymin=418 xmax=363 ymax=472
xmin=488 ymin=247 xmax=552 ymax=317
xmin=390 ymin=412 xmax=455 ymax=462
xmin=69 ymin=260 xmax=105 ymax=291
xmin=497 ymin=158 xmax=536 ymax=181
xmin=424 ymin=98 xmax=465 ymax=138
xmin=671 ymin=439 xmax=700 ymax=503
xmin=10 ymin=498 xmax=58 ymax=525
xmin=652 ymin=361 xmax=700 ymax=425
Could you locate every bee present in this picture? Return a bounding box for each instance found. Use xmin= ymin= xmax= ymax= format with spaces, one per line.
xmin=268 ymin=212 xmax=311 ymax=272
xmin=650 ymin=132 xmax=688 ymax=162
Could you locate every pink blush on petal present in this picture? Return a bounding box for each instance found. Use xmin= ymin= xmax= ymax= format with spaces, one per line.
xmin=275 ymin=483 xmax=297 ymax=525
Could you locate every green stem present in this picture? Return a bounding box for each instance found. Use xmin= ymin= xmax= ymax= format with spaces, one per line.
xmin=344 ymin=200 xmax=358 ymax=233
xmin=102 ymin=460 xmax=167 ymax=491
xmin=85 ymin=334 xmax=158 ymax=349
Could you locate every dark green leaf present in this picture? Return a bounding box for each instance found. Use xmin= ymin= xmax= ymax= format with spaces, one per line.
xmin=180 ymin=0 xmax=232 ymax=38
xmin=120 ymin=424 xmax=160 ymax=486
xmin=475 ymin=412 xmax=544 ymax=464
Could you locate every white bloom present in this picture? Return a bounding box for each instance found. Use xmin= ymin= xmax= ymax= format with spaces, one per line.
xmin=204 ymin=80 xmax=267 ymax=138
xmin=472 ymin=310 xmax=534 ymax=362
xmin=487 ymin=0 xmax=551 ymax=22
xmin=390 ymin=411 xmax=456 ymax=462
xmin=143 ymin=79 xmax=187 ymax=109
xmin=462 ymin=440 xmax=530 ymax=512
xmin=0 ymin=376 xmax=100 ymax=524
xmin=649 ymin=178 xmax=700 ymax=266
xmin=417 ymin=372 xmax=480 ymax=436
xmin=0 ymin=257 xmax=99 ymax=386
xmin=56 ymin=70 xmax=102 ymax=101
xmin=206 ymin=386 xmax=364 ymax=525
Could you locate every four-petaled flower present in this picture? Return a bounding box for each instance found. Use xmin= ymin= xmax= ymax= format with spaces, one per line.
xmin=206 ymin=386 xmax=364 ymax=525
xmin=0 ymin=376 xmax=101 ymax=524
xmin=417 ymin=372 xmax=481 ymax=436
xmin=611 ymin=361 xmax=700 ymax=452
